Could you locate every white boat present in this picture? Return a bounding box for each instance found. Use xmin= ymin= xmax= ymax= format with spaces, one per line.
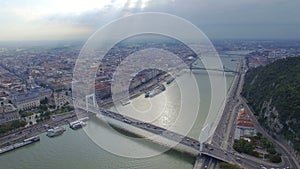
xmin=145 ymin=84 xmax=166 ymax=98
xmin=69 ymin=120 xmax=86 ymax=130
xmin=46 ymin=126 xmax=66 ymax=137
xmin=120 ymin=100 xmax=130 ymax=106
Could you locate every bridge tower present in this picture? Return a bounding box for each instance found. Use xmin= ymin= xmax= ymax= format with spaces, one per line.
xmin=85 ymin=94 xmax=96 ymax=112
xmin=199 ymin=124 xmax=211 ymax=155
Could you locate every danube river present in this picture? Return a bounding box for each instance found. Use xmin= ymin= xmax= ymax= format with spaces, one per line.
xmin=0 ymin=56 xmax=239 ymax=169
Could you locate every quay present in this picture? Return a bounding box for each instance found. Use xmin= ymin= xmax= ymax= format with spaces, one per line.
xmin=0 ymin=136 xmax=40 ymax=155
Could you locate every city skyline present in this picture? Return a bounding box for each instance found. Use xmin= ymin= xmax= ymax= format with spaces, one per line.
xmin=0 ymin=0 xmax=300 ymax=41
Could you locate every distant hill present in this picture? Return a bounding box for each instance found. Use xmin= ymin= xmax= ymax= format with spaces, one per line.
xmin=242 ymin=56 xmax=300 ymax=151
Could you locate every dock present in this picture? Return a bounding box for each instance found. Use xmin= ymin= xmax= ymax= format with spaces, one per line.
xmin=0 ymin=136 xmax=40 ymax=155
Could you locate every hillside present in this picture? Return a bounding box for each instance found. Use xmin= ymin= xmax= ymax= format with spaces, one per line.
xmin=242 ymin=56 xmax=300 ymax=151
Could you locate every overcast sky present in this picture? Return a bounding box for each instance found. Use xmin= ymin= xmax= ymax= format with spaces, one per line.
xmin=0 ymin=0 xmax=300 ymax=41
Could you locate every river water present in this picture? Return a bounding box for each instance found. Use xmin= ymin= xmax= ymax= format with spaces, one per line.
xmin=0 ymin=56 xmax=239 ymax=169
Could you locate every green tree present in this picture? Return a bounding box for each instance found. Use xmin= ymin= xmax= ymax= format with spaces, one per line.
xmin=0 ymin=120 xmax=26 ymax=134
xmin=39 ymin=104 xmax=48 ymax=111
xmin=242 ymin=56 xmax=300 ymax=148
xmin=269 ymin=154 xmax=282 ymax=163
xmin=233 ymin=139 xmax=255 ymax=154
xmin=219 ymin=162 xmax=241 ymax=169
xmin=40 ymin=97 xmax=49 ymax=104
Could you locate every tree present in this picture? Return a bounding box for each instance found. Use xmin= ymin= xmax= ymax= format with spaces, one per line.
xmin=242 ymin=56 xmax=300 ymax=149
xmin=0 ymin=120 xmax=27 ymax=134
xmin=267 ymin=147 xmax=277 ymax=155
xmin=39 ymin=104 xmax=47 ymax=111
xmin=257 ymin=132 xmax=262 ymax=139
xmin=233 ymin=139 xmax=255 ymax=154
xmin=40 ymin=97 xmax=49 ymax=104
xmin=219 ymin=162 xmax=241 ymax=169
xmin=11 ymin=120 xmax=26 ymax=128
xmin=269 ymin=154 xmax=282 ymax=163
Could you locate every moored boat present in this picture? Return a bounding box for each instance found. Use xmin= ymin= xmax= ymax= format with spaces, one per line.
xmin=69 ymin=120 xmax=86 ymax=130
xmin=46 ymin=126 xmax=66 ymax=137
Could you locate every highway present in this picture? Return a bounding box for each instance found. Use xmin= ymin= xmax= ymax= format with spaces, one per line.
xmin=204 ymin=56 xmax=299 ymax=169
xmin=235 ymin=63 xmax=299 ymax=169
xmin=189 ymin=67 xmax=238 ymax=73
xmin=241 ymin=98 xmax=300 ymax=169
xmin=0 ymin=111 xmax=90 ymax=147
xmin=99 ymin=109 xmax=201 ymax=152
xmin=2 ymin=55 xmax=298 ymax=168
xmin=93 ymin=56 xmax=298 ymax=169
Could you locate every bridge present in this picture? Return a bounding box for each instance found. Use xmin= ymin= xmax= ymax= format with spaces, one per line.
xmin=71 ymin=58 xmax=269 ymax=169
xmin=189 ymin=64 xmax=239 ymax=73
xmin=74 ymin=98 xmax=237 ymax=165
xmin=187 ymin=57 xmax=239 ymax=73
xmin=74 ymin=95 xmax=287 ymax=169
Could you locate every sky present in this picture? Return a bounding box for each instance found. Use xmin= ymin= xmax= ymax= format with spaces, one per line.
xmin=0 ymin=0 xmax=300 ymax=41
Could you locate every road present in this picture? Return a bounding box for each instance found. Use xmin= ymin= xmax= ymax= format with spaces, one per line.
xmin=1 ymin=55 xmax=299 ymax=168
xmin=99 ymin=109 xmax=201 ymax=152
xmin=205 ymin=56 xmax=299 ymax=169
xmin=236 ymin=63 xmax=299 ymax=169
xmin=241 ymin=98 xmax=300 ymax=169
xmin=0 ymin=111 xmax=90 ymax=147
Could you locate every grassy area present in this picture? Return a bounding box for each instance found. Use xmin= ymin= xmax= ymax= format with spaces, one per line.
xmin=0 ymin=120 xmax=27 ymax=134
xmin=1 ymin=104 xmax=74 ymax=133
xmin=233 ymin=133 xmax=282 ymax=163
xmin=36 ymin=105 xmax=74 ymax=123
xmin=219 ymin=162 xmax=242 ymax=169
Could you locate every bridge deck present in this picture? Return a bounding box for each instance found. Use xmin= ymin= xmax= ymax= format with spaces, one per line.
xmin=189 ymin=67 xmax=238 ymax=73
xmin=77 ymin=104 xmax=234 ymax=163
xmin=99 ymin=109 xmax=201 ymax=150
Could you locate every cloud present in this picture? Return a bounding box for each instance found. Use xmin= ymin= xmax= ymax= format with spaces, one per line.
xmin=1 ymin=0 xmax=300 ymax=40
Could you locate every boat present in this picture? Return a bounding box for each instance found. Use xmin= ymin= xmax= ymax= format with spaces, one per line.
xmin=69 ymin=120 xmax=86 ymax=130
xmin=23 ymin=136 xmax=40 ymax=143
xmin=0 ymin=136 xmax=40 ymax=155
xmin=166 ymin=77 xmax=175 ymax=85
xmin=120 ymin=100 xmax=130 ymax=106
xmin=145 ymin=84 xmax=166 ymax=98
xmin=78 ymin=117 xmax=89 ymax=122
xmin=46 ymin=126 xmax=66 ymax=137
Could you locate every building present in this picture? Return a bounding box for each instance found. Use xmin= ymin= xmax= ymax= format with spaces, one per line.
xmin=12 ymin=88 xmax=52 ymax=111
xmin=0 ymin=104 xmax=20 ymax=125
xmin=95 ymin=80 xmax=111 ymax=100
xmin=35 ymin=88 xmax=52 ymax=100
xmin=54 ymin=92 xmax=69 ymax=108
xmin=234 ymin=108 xmax=257 ymax=140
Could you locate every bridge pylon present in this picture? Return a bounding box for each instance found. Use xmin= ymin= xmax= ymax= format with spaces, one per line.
xmin=199 ymin=124 xmax=211 ymax=155
xmin=85 ymin=94 xmax=96 ymax=112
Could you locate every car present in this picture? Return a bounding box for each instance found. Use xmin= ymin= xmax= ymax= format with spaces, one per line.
xmin=259 ymin=165 xmax=267 ymax=169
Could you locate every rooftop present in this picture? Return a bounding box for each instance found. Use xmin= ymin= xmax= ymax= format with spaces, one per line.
xmin=12 ymin=88 xmax=52 ymax=104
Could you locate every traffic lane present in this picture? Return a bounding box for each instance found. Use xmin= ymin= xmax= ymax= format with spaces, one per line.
xmin=240 ymin=99 xmax=298 ymax=169
xmin=100 ymin=110 xmax=201 ymax=150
